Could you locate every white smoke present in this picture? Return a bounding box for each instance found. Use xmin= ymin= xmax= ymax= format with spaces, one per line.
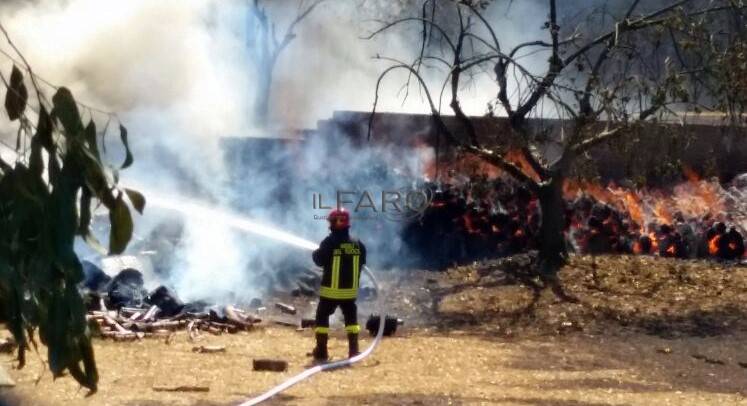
xmin=0 ymin=0 xmax=567 ymax=303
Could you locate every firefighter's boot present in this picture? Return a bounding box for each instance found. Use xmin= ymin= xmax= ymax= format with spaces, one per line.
xmin=347 ymin=333 xmax=360 ymax=358
xmin=312 ymin=333 xmax=329 ymax=363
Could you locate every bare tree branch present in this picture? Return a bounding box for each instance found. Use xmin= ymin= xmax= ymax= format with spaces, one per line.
xmin=509 ymin=35 xmax=580 ymax=59
xmin=361 ymin=17 xmax=456 ymax=52
xmin=563 ymin=0 xmax=693 ymax=67
xmin=368 ymin=62 xmax=538 ymax=190
xmin=514 ymin=0 xmax=562 ymax=121
xmin=449 ymin=5 xmax=480 ymax=147
xmin=571 ymin=126 xmax=623 ymax=155
xmin=464 ymin=2 xmax=501 ymax=52
xmin=275 ymin=0 xmax=325 ymax=58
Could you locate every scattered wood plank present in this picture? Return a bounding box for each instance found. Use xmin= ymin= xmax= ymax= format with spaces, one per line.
xmin=103 ymin=315 xmax=132 ymax=334
xmin=275 ymin=303 xmax=297 ymax=315
xmin=225 ymin=305 xmax=254 ymax=330
xmin=192 ymin=345 xmax=226 ymax=354
xmin=253 ymin=359 xmax=288 ymax=372
xmin=152 ymin=385 xmax=209 ymax=392
xmin=141 ymin=305 xmax=160 ymax=322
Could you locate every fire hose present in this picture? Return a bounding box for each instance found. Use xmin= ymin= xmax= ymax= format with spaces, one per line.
xmin=114 ymin=188 xmax=386 ymax=404
xmin=237 ymin=265 xmax=386 ymax=406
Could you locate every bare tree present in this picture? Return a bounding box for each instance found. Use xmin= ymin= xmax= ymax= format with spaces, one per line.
xmin=367 ymin=0 xmax=746 ymax=297
xmin=248 ymin=0 xmax=324 ymax=127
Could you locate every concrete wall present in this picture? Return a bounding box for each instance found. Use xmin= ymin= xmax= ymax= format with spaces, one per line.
xmin=315 ymin=111 xmax=747 ymax=185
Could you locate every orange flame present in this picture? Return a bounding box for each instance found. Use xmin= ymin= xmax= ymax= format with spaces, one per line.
xmin=708 ymin=235 xmax=721 ymax=256
xmin=653 ymin=201 xmax=673 ymax=225
xmin=649 ymin=232 xmax=659 ymax=253
xmin=682 ymin=165 xmax=700 ymax=183
xmin=624 ymin=192 xmax=644 ymax=228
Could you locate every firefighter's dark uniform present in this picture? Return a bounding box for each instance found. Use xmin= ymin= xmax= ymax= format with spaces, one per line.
xmin=311 ymin=228 xmax=366 ymax=360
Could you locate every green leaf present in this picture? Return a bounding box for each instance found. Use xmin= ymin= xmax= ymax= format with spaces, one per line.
xmin=51 ymin=87 xmax=83 ymax=138
xmin=84 ymin=120 xmax=100 ymax=161
xmin=29 ymin=133 xmax=44 ymax=179
xmin=35 ymin=107 xmax=60 ymax=183
xmin=46 ymin=288 xmax=69 ymax=377
xmin=81 ymin=231 xmax=107 ymax=256
xmin=78 ymin=187 xmax=92 ymax=235
xmin=119 ymin=124 xmax=133 ymax=169
xmin=4 ymin=65 xmax=28 ymax=121
xmin=108 ymin=193 xmax=133 ymax=255
xmin=124 ymin=188 xmax=145 ymax=214
xmin=37 ymin=107 xmax=54 ymax=151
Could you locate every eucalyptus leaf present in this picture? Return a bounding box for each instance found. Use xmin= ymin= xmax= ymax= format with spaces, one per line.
xmin=4 ymin=65 xmax=27 ymax=121
xmin=124 ymin=188 xmax=145 ymax=214
xmin=119 ymin=124 xmax=133 ymax=169
xmin=108 ymin=193 xmax=133 ymax=255
xmin=51 ymin=87 xmax=83 ymax=138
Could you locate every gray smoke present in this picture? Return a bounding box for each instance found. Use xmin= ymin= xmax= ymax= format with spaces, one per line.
xmin=0 ymin=0 xmax=682 ymax=303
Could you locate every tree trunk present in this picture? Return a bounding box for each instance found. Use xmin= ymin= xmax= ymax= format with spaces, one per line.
xmin=537 ymin=174 xmax=567 ymax=276
xmin=254 ymin=61 xmax=273 ymax=128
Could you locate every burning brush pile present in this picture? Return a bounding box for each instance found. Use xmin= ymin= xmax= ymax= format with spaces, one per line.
xmin=404 ymin=169 xmax=747 ymax=269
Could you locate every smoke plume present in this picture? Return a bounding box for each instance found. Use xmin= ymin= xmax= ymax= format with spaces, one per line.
xmin=0 ymin=0 xmax=655 ymax=303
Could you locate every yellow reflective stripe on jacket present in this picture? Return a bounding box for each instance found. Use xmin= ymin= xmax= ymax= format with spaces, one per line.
xmin=331 ymin=255 xmax=340 ymax=289
xmin=319 ymin=287 xmax=358 ymax=300
xmin=352 ymin=255 xmax=359 ymax=289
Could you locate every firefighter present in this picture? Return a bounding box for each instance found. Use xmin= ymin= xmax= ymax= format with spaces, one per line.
xmin=310 ymin=208 xmax=367 ymax=363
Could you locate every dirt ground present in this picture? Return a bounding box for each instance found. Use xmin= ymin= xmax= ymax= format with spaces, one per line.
xmin=1 ymin=255 xmax=747 ymax=405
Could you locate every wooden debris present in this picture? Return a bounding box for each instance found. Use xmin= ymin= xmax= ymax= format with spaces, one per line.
xmin=207 ymin=321 xmax=239 ymax=333
xmin=102 ymin=331 xmax=138 ymax=341
xmin=88 ymin=303 xmax=259 ymax=344
xmin=152 ymin=385 xmax=209 ymax=392
xmin=271 ymin=318 xmax=297 ymax=327
xmin=275 ymin=303 xmax=297 ymax=315
xmin=656 ymin=347 xmax=672 ymax=354
xmin=141 ymin=305 xmax=159 ymax=322
xmin=187 ymin=320 xmax=200 ymax=342
xmin=225 ymin=305 xmax=254 ymax=330
xmin=192 ymin=345 xmax=226 ymax=354
xmin=103 ymin=315 xmax=132 ymax=334
xmin=253 ymin=359 xmax=288 ymax=372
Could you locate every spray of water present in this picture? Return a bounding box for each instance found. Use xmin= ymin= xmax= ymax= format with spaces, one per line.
xmin=136 ymin=188 xmax=319 ymax=251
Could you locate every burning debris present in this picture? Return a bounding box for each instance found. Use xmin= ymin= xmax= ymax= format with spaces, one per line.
xmin=365 ymin=315 xmax=402 ymax=337
xmin=403 ymin=167 xmax=747 ymax=269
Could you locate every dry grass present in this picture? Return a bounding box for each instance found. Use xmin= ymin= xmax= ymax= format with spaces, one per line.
xmin=1 ymin=255 xmax=747 ymax=405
